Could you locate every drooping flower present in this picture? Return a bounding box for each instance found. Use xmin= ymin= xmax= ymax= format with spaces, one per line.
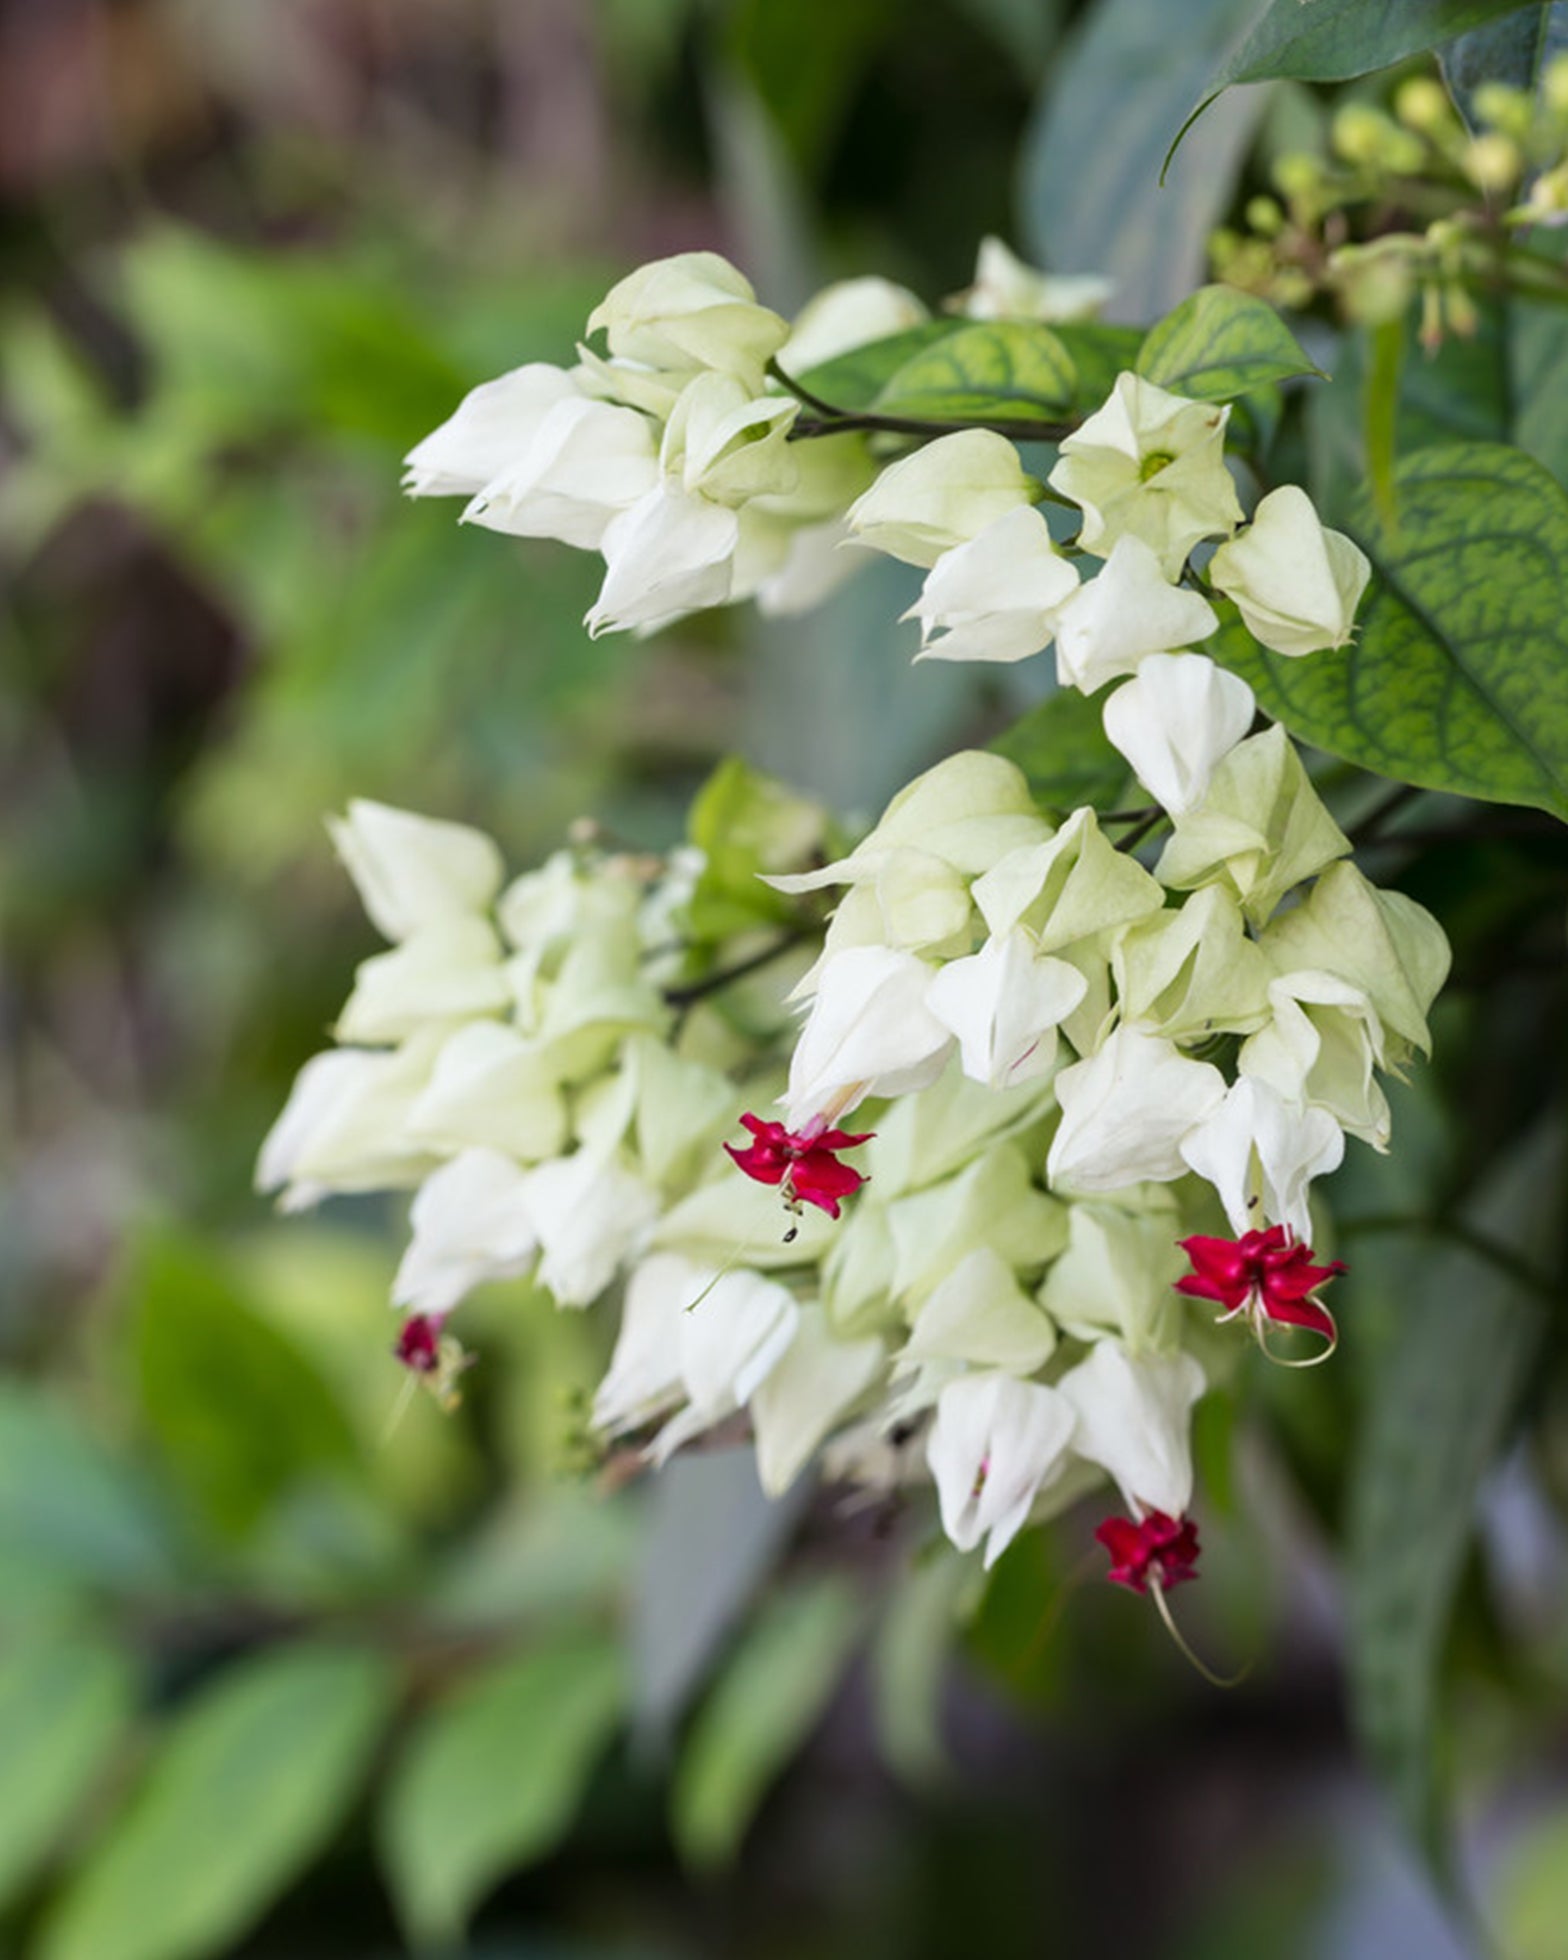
xmin=1052 ymin=534 xmax=1218 ymax=694
xmin=1058 ymin=1339 xmax=1204 ymax=1517
xmin=395 ymin=1313 xmax=444 ymax=1374
xmin=402 ymin=363 xmax=582 ymax=498
xmin=1095 ymin=1510 xmax=1201 ymax=1592
xmin=846 ymin=430 xmax=1041 ymax=568
xmin=927 ymin=1370 xmax=1077 ymax=1568
xmin=1176 ymin=1225 xmax=1347 ymax=1343
xmin=1209 ymin=484 xmax=1371 ymax=658
xmin=1047 ymin=1028 xmax=1227 ymax=1193
xmin=393 ymin=1311 xmax=472 ymax=1410
xmin=461 ymin=395 xmax=660 ymax=549
xmin=392 ymin=1146 xmax=539 ymax=1317
xmin=1178 ymin=1074 xmax=1345 ymax=1242
xmin=1101 ymin=652 xmax=1257 ymax=817
xmin=783 ymin=944 xmax=955 ymax=1127
xmin=906 ymin=505 xmax=1079 ymax=665
xmin=725 ymin=1113 xmax=873 ymax=1219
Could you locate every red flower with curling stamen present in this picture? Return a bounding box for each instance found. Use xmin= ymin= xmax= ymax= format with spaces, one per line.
xmin=1176 ymin=1225 xmax=1346 ymax=1342
xmin=1095 ymin=1511 xmax=1201 ymax=1593
xmin=725 ymin=1113 xmax=873 ymax=1219
xmin=395 ymin=1313 xmax=444 ymax=1374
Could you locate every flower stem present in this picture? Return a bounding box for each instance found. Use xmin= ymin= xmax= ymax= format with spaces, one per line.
xmin=664 ymin=932 xmax=808 ymax=1010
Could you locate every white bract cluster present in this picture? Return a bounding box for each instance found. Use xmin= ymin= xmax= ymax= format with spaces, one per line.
xmin=401 ymin=239 xmax=1117 ymax=640
xmin=772 ymin=742 xmax=1447 ymax=1242
xmin=259 ymin=801 xmax=751 ymax=1319
xmin=264 ymin=245 xmax=1452 ymax=1583
xmin=260 ymin=793 xmax=1233 ymax=1566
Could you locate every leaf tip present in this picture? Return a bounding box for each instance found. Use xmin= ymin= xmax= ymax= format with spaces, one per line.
xmin=1161 ymin=93 xmax=1219 ymax=184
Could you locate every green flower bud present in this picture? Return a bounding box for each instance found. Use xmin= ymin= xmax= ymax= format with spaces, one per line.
xmin=1465 ymin=132 xmax=1523 ymax=193
xmin=1473 ymin=82 xmax=1532 ymax=140
xmin=1394 ymin=77 xmax=1453 ymax=135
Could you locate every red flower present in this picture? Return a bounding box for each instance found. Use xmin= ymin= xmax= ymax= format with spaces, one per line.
xmin=395 ymin=1313 xmax=444 ymax=1374
xmin=1176 ymin=1225 xmax=1346 ymax=1342
xmin=725 ymin=1112 xmax=873 ymax=1219
xmin=1095 ymin=1510 xmax=1201 ymax=1593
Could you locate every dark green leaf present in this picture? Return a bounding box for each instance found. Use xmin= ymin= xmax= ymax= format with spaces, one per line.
xmin=1137 ymin=285 xmax=1322 ymax=402
xmin=1024 ymin=0 xmax=1271 ymax=321
xmin=872 ymin=321 xmax=1078 ymax=424
xmin=132 ymin=1228 xmax=362 ymax=1541
xmin=989 ymin=685 xmax=1134 ymax=816
xmin=1220 ymin=0 xmax=1535 ymax=83
xmin=1214 ymin=443 xmax=1568 ymax=821
xmin=788 ymin=322 xmax=956 ymax=415
xmin=1170 ymin=0 xmax=1538 ymax=164
xmin=380 ymin=1636 xmax=625 ymax=1946
xmin=1052 ymin=322 xmax=1147 ymax=405
xmin=39 ymin=1644 xmax=397 ymax=1960
xmin=792 ymin=321 xmax=1143 ymax=430
xmin=1346 ymin=1123 xmax=1560 ymax=1849
xmin=0 ymin=1632 xmax=136 ymax=1908
xmin=1441 ymin=3 xmax=1568 ymax=123
xmin=671 ymin=1576 xmax=861 ymax=1869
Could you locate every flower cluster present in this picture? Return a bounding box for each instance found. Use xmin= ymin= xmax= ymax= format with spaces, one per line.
xmin=263 ymin=243 xmax=1453 ymax=1604
xmin=402 ymin=238 xmax=1111 ymax=637
xmin=1211 ymin=61 xmax=1568 ymax=336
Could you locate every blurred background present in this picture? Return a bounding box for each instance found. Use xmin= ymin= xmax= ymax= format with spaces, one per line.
xmin=2 ymin=2 xmax=1567 ymax=1956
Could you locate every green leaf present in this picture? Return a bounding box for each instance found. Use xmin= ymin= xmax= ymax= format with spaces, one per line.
xmin=1051 ymin=322 xmax=1146 ymax=405
xmin=1214 ymin=443 xmax=1568 ymax=822
xmin=1024 ymin=0 xmax=1271 ymax=321
xmin=1345 ymin=1123 xmax=1560 ymax=1851
xmin=685 ymin=756 xmax=825 ymax=941
xmin=40 ymin=1643 xmax=397 ymax=1960
xmin=1137 ymin=285 xmax=1322 ymax=401
xmin=788 ymin=322 xmax=956 ymax=415
xmin=1218 ymin=0 xmax=1535 ymax=83
xmin=790 ymin=321 xmax=1142 ymax=430
xmin=380 ymin=1636 xmax=625 ymax=1946
xmin=132 ymin=1227 xmax=362 ymax=1540
xmin=989 ymin=685 xmax=1134 ymax=816
xmin=1494 ymin=1803 xmax=1568 ymax=1959
xmin=871 ymin=321 xmax=1078 ymax=425
xmin=1170 ymin=0 xmax=1537 ymax=164
xmin=0 ymin=1384 xmax=171 ymax=1591
xmin=0 ymin=1632 xmax=136 ymax=1909
xmin=671 ymin=1576 xmax=860 ymax=1870
xmin=1441 ymin=5 xmax=1568 ymax=125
